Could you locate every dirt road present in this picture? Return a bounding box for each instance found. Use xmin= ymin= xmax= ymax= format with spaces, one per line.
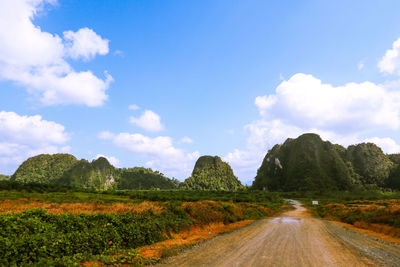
xmin=158 ymin=200 xmax=400 ymax=267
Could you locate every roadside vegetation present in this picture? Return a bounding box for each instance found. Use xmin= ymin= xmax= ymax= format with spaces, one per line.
xmin=0 ymin=182 xmax=283 ymax=266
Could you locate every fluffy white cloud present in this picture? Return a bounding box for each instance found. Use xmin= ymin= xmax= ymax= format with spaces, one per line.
xmin=94 ymin=154 xmax=120 ymax=167
xmin=130 ymin=110 xmax=164 ymax=132
xmin=256 ymin=73 xmax=400 ymax=132
xmin=99 ymin=131 xmax=198 ymax=179
xmin=64 ymin=28 xmax=109 ymax=61
xmin=0 ymin=111 xmax=70 ymax=174
xmin=128 ymin=104 xmax=140 ymax=110
xmin=0 ymin=0 xmax=112 ymax=106
xmin=179 ymin=136 xmax=193 ymax=144
xmin=378 ymin=37 xmax=400 ymax=75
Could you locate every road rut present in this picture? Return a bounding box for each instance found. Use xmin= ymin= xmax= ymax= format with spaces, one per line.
xmin=157 ymin=200 xmax=400 ymax=267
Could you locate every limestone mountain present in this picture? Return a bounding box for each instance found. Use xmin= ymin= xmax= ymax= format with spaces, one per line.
xmin=117 ymin=167 xmax=180 ymax=190
xmin=181 ymin=155 xmax=243 ymax=190
xmin=11 ymin=154 xmax=78 ymax=184
xmin=58 ymin=157 xmax=117 ymax=190
xmin=345 ymin=143 xmax=392 ymax=187
xmin=252 ymin=133 xmax=354 ymax=191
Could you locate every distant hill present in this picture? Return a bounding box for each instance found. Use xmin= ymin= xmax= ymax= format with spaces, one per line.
xmin=181 ymin=155 xmax=243 ymax=191
xmin=252 ymin=134 xmax=353 ymax=191
xmin=10 ymin=154 xmax=180 ymax=190
xmin=252 ymin=133 xmax=400 ymax=191
xmin=11 ymin=154 xmax=78 ymax=184
xmin=117 ymin=167 xmax=179 ymax=190
xmin=58 ymin=157 xmax=117 ymax=190
xmin=0 ymin=175 xmax=9 ymax=181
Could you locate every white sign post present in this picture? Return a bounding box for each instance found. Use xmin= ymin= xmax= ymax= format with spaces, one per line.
xmin=312 ymin=201 xmax=318 ymax=205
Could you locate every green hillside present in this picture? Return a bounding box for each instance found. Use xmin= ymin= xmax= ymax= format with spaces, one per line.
xmin=252 ymin=133 xmax=354 ymax=191
xmin=181 ymin=155 xmax=243 ymax=190
xmin=117 ymin=167 xmax=179 ymax=190
xmin=57 ymin=157 xmax=117 ymax=190
xmin=11 ymin=154 xmax=78 ymax=184
xmin=346 ymin=143 xmax=392 ymax=187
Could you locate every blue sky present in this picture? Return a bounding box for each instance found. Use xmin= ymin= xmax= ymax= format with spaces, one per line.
xmin=1 ymin=0 xmax=400 ymax=184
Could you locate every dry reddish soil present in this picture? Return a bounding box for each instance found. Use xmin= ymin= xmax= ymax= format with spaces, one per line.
xmin=157 ymin=201 xmax=400 ymax=267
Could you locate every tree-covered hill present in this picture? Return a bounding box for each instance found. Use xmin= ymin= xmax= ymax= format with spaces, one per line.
xmin=11 ymin=154 xmax=78 ymax=184
xmin=252 ymin=133 xmax=400 ymax=191
xmin=117 ymin=167 xmax=180 ymax=190
xmin=57 ymin=157 xmax=117 ymax=190
xmin=252 ymin=133 xmax=353 ymax=191
xmin=0 ymin=175 xmax=9 ymax=181
xmin=346 ymin=143 xmax=392 ymax=187
xmin=10 ymin=154 xmax=180 ymax=190
xmin=181 ymin=155 xmax=243 ymax=190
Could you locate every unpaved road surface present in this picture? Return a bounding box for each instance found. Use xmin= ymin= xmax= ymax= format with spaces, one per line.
xmin=158 ymin=200 xmax=400 ymax=267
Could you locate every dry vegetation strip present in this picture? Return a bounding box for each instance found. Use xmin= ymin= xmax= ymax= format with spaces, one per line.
xmin=0 ymin=199 xmax=164 ymax=214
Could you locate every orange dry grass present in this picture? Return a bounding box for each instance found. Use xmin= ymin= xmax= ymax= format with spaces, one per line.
xmin=0 ymin=199 xmax=163 ymax=214
xmin=140 ymin=220 xmax=254 ymax=258
xmin=353 ymin=221 xmax=400 ymax=238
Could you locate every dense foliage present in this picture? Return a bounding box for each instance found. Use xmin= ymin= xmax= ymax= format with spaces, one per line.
xmin=0 ymin=180 xmax=282 ymax=204
xmin=253 ymin=133 xmax=400 ymax=192
xmin=117 ymin=167 xmax=179 ymax=190
xmin=181 ymin=156 xmax=243 ymax=190
xmin=0 ymin=197 xmax=281 ymax=266
xmin=387 ymin=154 xmax=400 ymax=190
xmin=11 ymin=154 xmax=78 ymax=184
xmin=0 ymin=175 xmax=9 ymax=181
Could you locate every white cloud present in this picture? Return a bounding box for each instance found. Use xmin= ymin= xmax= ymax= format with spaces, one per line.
xmin=64 ymin=28 xmax=109 ymax=61
xmin=99 ymin=131 xmax=198 ymax=179
xmin=0 ymin=0 xmax=112 ymax=106
xmin=364 ymin=137 xmax=400 ymax=154
xmin=378 ymin=37 xmax=400 ymax=75
xmin=179 ymin=136 xmax=193 ymax=144
xmin=0 ymin=111 xmax=70 ymax=174
xmin=94 ymin=154 xmax=120 ymax=167
xmin=128 ymin=104 xmax=140 ymax=110
xmin=129 ymin=110 xmax=164 ymax=132
xmin=255 ymin=95 xmax=277 ymax=116
xmin=256 ymin=73 xmax=400 ymax=132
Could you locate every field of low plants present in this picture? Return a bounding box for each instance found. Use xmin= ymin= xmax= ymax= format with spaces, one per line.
xmin=0 ymin=183 xmax=283 ymax=266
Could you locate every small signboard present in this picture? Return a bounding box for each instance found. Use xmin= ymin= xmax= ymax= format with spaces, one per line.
xmin=312 ymin=201 xmax=319 ymax=205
